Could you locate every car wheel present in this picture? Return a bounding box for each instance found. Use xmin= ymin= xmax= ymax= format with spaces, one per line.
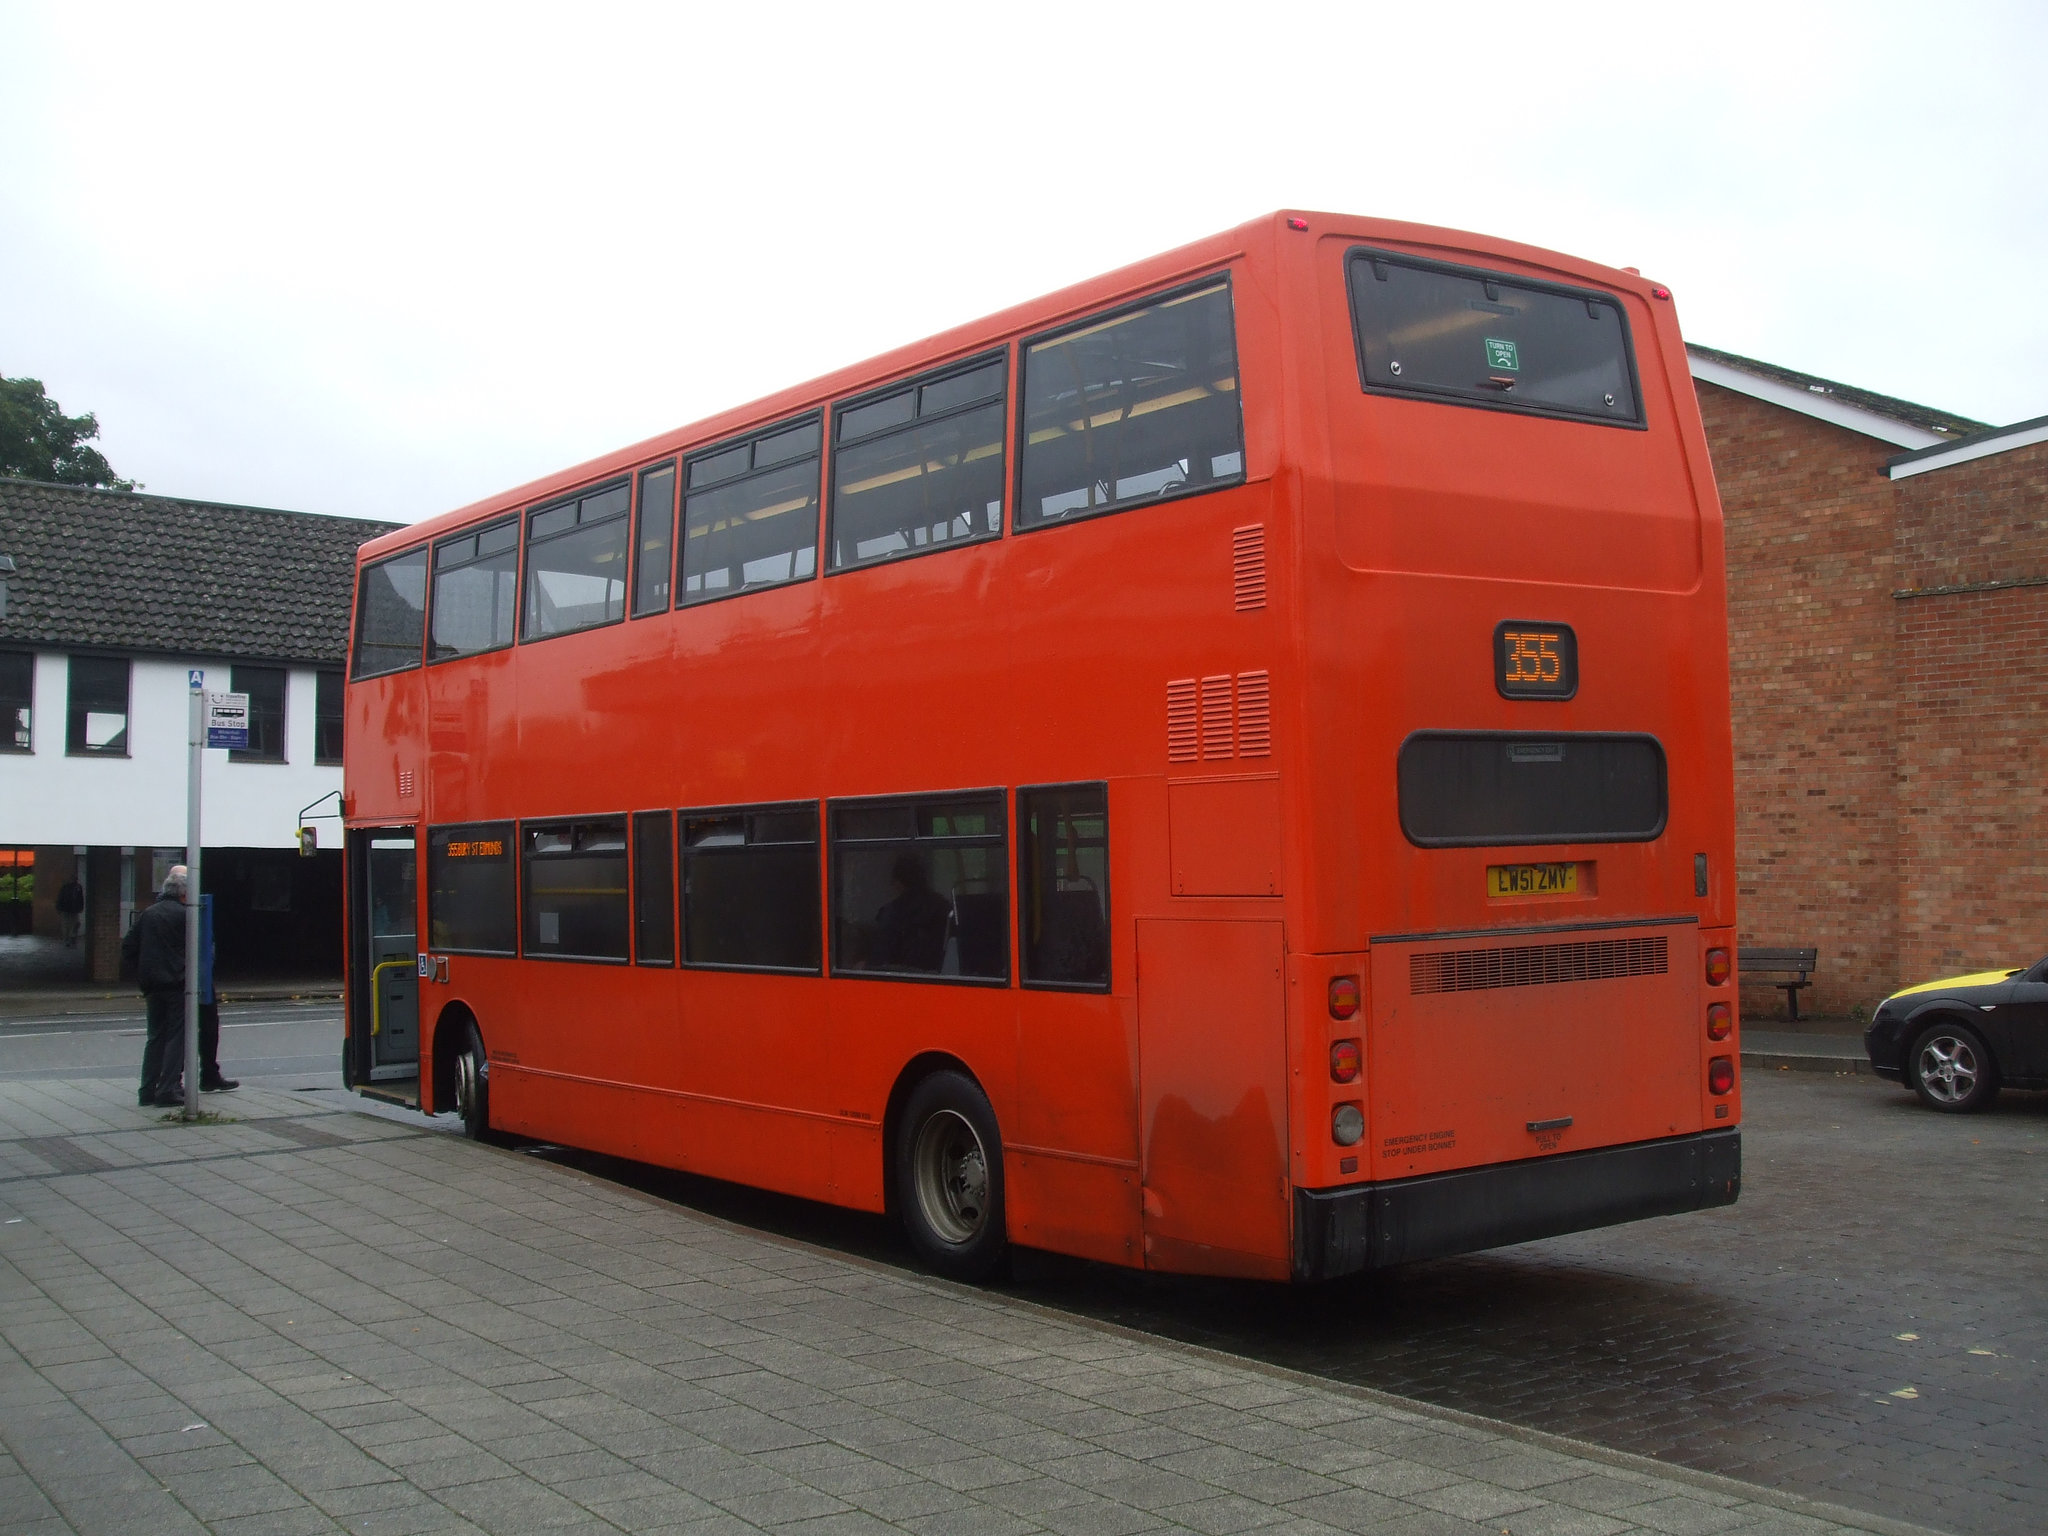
xmin=1908 ymin=1019 xmax=1999 ymax=1113
xmin=894 ymin=1071 xmax=1008 ymax=1281
xmin=454 ymin=1022 xmax=492 ymax=1140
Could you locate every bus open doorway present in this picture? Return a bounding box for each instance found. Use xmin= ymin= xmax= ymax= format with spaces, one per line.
xmin=346 ymin=826 xmax=420 ymax=1106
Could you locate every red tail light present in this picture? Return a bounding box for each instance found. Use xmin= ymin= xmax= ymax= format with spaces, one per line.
xmin=1705 ymin=947 xmax=1731 ymax=986
xmin=1708 ymin=1056 xmax=1735 ymax=1094
xmin=1706 ymin=1003 xmax=1732 ymax=1041
xmin=1328 ymin=975 xmax=1361 ymax=1020
xmin=1329 ymin=1038 xmax=1361 ymax=1083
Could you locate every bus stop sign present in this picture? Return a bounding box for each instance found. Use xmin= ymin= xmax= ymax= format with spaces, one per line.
xmin=205 ymin=691 xmax=251 ymax=750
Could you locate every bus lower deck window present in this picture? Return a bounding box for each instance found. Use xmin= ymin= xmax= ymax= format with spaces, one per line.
xmin=523 ymin=818 xmax=630 ymax=961
xmin=830 ymin=792 xmax=1008 ymax=982
xmin=428 ymin=822 xmax=517 ymax=954
xmin=680 ymin=803 xmax=821 ymax=972
xmin=1018 ymin=784 xmax=1109 ymax=990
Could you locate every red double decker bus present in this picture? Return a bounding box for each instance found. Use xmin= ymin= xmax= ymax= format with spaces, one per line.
xmin=342 ymin=211 xmax=1740 ymax=1282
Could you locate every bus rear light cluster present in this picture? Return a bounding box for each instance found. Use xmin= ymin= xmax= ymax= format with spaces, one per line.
xmin=1705 ymin=947 xmax=1731 ymax=986
xmin=1332 ymin=1102 xmax=1364 ymax=1145
xmin=1706 ymin=1003 xmax=1732 ymax=1041
xmin=1328 ymin=975 xmax=1361 ymax=1020
xmin=1330 ymin=1039 xmax=1361 ymax=1083
xmin=1708 ymin=1056 xmax=1735 ymax=1095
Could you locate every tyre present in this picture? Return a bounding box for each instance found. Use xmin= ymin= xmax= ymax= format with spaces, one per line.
xmin=894 ymin=1071 xmax=1008 ymax=1281
xmin=454 ymin=1021 xmax=492 ymax=1140
xmin=1908 ymin=1019 xmax=1999 ymax=1113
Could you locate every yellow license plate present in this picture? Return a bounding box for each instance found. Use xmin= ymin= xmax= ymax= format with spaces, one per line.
xmin=1487 ymin=862 xmax=1578 ymax=897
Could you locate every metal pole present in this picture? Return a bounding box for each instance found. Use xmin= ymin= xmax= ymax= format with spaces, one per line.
xmin=184 ymin=680 xmax=203 ymax=1119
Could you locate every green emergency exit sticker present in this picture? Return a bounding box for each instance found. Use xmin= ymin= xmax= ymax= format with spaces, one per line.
xmin=1485 ymin=337 xmax=1521 ymax=372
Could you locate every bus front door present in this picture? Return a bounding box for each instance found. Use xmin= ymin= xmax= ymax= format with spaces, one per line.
xmin=1135 ymin=918 xmax=1290 ymax=1280
xmin=348 ymin=827 xmax=420 ymax=1095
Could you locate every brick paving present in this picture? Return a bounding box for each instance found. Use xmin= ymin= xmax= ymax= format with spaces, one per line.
xmin=0 ymin=1080 xmax=1934 ymax=1536
xmin=1003 ymin=1076 xmax=2044 ymax=1536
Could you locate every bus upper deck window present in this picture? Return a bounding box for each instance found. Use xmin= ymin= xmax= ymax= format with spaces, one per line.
xmin=523 ymin=484 xmax=630 ymax=641
xmin=829 ymin=354 xmax=1005 ymax=571
xmin=681 ymin=417 xmax=822 ymax=604
xmin=352 ymin=546 xmax=429 ymax=678
xmin=1018 ymin=279 xmax=1245 ymax=531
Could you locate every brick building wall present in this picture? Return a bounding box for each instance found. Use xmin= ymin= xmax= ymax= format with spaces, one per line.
xmin=1697 ymin=381 xmax=1902 ymax=1018
xmin=1891 ymin=441 xmax=2048 ymax=980
xmin=1701 ymin=378 xmax=2048 ymax=1016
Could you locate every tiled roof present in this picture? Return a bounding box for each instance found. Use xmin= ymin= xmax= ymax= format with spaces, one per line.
xmin=0 ymin=478 xmax=402 ymax=665
xmin=1688 ymin=344 xmax=1988 ymax=440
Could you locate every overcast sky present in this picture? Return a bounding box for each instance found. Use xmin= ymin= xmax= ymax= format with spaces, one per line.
xmin=2 ymin=1 xmax=2040 ymax=522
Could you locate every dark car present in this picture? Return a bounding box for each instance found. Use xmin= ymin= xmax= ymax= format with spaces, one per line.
xmin=1865 ymin=957 xmax=2048 ymax=1111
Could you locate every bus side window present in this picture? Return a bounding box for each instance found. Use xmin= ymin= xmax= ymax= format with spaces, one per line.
xmin=680 ymin=417 xmax=821 ymax=604
xmin=524 ymin=483 xmax=630 ymax=641
xmin=1018 ymin=784 xmax=1110 ymax=990
xmin=1018 ymin=279 xmax=1245 ymax=529
xmin=679 ymin=803 xmax=822 ymax=973
xmin=829 ymin=353 xmax=1005 ymax=571
xmin=522 ymin=817 xmax=630 ymax=961
xmin=632 ymin=464 xmax=676 ymax=618
xmin=430 ymin=519 xmax=519 ymax=661
xmin=829 ymin=792 xmax=1009 ymax=983
xmin=353 ymin=546 xmax=429 ymax=678
xmin=427 ymin=822 xmax=517 ymax=955
xmin=632 ymin=810 xmax=675 ymax=965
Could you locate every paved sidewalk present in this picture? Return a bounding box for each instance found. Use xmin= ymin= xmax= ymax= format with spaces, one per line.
xmin=0 ymin=1081 xmax=1942 ymax=1536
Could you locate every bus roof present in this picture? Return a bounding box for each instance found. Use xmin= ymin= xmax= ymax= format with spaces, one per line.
xmin=359 ymin=210 xmax=1658 ymax=562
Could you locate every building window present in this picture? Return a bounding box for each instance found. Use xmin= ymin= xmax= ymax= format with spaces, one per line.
xmin=1018 ymin=279 xmax=1244 ymax=529
xmin=431 ymin=519 xmax=519 ymax=661
xmin=829 ymin=355 xmax=1005 ymax=570
xmin=1018 ymin=783 xmax=1110 ymax=990
xmin=524 ymin=483 xmax=629 ymax=640
xmin=315 ymin=670 xmax=343 ymax=764
xmin=632 ymin=464 xmax=676 ymax=617
xmin=681 ymin=418 xmax=822 ymax=604
xmin=426 ymin=822 xmax=517 ymax=955
xmin=633 ymin=810 xmax=675 ymax=966
xmin=66 ymin=656 xmax=129 ymax=756
xmin=352 ymin=546 xmax=429 ymax=679
xmin=0 ymin=651 xmax=30 ymax=752
xmin=680 ymin=803 xmax=820 ymax=973
xmin=830 ymin=791 xmax=1008 ymax=983
xmin=229 ymin=665 xmax=287 ymax=763
xmin=523 ymin=817 xmax=629 ymax=961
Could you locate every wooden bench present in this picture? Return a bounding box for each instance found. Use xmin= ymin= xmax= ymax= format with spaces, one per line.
xmin=1738 ymin=946 xmax=1819 ymax=1021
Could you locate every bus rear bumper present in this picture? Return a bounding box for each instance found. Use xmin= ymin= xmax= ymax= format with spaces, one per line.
xmin=1292 ymin=1127 xmax=1740 ymax=1281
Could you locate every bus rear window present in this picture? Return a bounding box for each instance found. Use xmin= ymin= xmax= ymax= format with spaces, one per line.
xmin=1398 ymin=733 xmax=1665 ymax=847
xmin=1347 ymin=249 xmax=1640 ymax=426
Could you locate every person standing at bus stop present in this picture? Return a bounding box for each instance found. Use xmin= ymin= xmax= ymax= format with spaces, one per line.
xmin=122 ymin=866 xmax=188 ymax=1107
xmin=196 ymin=892 xmax=237 ymax=1093
xmin=56 ymin=875 xmax=84 ymax=947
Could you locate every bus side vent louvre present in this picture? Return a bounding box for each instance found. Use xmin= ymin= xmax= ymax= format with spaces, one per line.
xmin=1410 ymin=935 xmax=1668 ymax=995
xmin=398 ymin=769 xmax=415 ymax=797
xmin=1199 ymin=675 xmax=1234 ymax=759
xmin=1166 ymin=679 xmax=1199 ymax=762
xmin=1232 ymin=524 xmax=1267 ymax=610
xmin=1235 ymin=670 xmax=1271 ymax=756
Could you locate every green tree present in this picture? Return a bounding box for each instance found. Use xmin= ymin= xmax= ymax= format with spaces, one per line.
xmin=0 ymin=375 xmax=136 ymax=489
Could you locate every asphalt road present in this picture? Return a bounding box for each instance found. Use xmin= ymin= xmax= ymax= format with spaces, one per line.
xmin=6 ymin=1005 xmax=2042 ymax=1535
xmin=0 ymin=999 xmax=345 ymax=1086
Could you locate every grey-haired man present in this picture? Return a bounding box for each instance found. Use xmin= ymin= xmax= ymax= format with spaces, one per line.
xmin=122 ymin=866 xmax=188 ymax=1107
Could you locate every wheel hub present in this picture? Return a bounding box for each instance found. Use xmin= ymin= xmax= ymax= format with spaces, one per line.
xmin=1918 ymin=1036 xmax=1977 ymax=1104
xmin=912 ymin=1110 xmax=988 ymax=1245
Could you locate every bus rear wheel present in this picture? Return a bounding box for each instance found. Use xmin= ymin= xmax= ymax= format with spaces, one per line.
xmin=454 ymin=1023 xmax=491 ymax=1140
xmin=895 ymin=1071 xmax=1007 ymax=1281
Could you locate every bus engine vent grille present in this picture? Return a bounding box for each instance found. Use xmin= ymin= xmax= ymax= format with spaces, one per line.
xmin=1235 ymin=670 xmax=1271 ymax=756
xmin=1409 ymin=935 xmax=1668 ymax=995
xmin=1200 ymin=676 xmax=1233 ymax=759
xmin=1232 ymin=524 xmax=1267 ymax=610
xmin=1166 ymin=679 xmax=1199 ymax=761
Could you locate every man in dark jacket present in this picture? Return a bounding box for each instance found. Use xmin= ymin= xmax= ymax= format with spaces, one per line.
xmin=122 ymin=867 xmax=188 ymax=1107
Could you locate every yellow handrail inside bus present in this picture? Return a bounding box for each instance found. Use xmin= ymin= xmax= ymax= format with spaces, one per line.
xmin=368 ymin=957 xmax=414 ymax=1037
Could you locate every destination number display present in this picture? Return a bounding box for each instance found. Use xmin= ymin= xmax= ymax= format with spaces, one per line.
xmin=1494 ymin=620 xmax=1578 ymax=699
